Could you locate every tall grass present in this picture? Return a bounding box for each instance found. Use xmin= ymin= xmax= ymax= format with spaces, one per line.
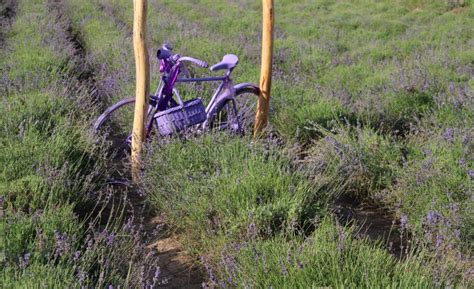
xmin=228 ymin=220 xmax=435 ymax=288
xmin=144 ymin=135 xmax=332 ymax=253
xmin=1 ymin=0 xmax=160 ymax=286
xmin=135 ymin=0 xmax=473 ymax=287
xmin=2 ymin=0 xmax=472 ymax=287
xmin=142 ymin=133 xmax=466 ymax=287
xmin=1 ymin=0 xmax=100 ymax=285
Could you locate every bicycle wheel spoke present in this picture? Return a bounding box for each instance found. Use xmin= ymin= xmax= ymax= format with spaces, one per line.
xmin=235 ymin=91 xmax=258 ymax=134
xmin=238 ymin=101 xmax=256 ymax=118
xmin=208 ymin=88 xmax=258 ymax=135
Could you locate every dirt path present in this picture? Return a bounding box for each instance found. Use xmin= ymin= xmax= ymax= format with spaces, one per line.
xmin=111 ymin=179 xmax=204 ymax=288
xmin=334 ymin=197 xmax=406 ymax=258
xmin=46 ymin=0 xmax=205 ymax=285
xmin=145 ymin=216 xmax=203 ymax=288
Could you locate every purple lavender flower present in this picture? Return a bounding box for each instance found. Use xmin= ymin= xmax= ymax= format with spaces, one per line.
xmin=337 ymin=227 xmax=347 ymax=253
xmin=454 ymin=229 xmax=461 ymax=239
xmin=435 ymin=233 xmax=444 ymax=249
xmin=152 ymin=266 xmax=161 ymax=287
xmin=467 ymin=170 xmax=474 ymax=179
xmin=448 ymin=203 xmax=459 ymax=214
xmin=325 ymin=136 xmax=345 ymax=158
xmin=139 ymin=265 xmax=145 ymax=287
xmin=54 ymin=231 xmax=70 ymax=258
xmin=422 ymin=158 xmax=433 ymax=170
xmin=399 ymin=214 xmax=409 ymax=235
xmin=77 ymin=270 xmax=87 ymax=284
xmin=325 ymin=136 xmax=341 ymax=150
xmin=279 ymin=258 xmax=289 ymax=277
xmin=19 ymin=253 xmax=31 ymax=270
xmin=246 ymin=222 xmax=257 ymax=240
xmin=462 ymin=134 xmax=471 ymax=147
xmin=287 ymin=252 xmax=293 ymax=265
xmin=422 ymin=148 xmax=432 ymax=156
xmin=442 ymin=128 xmax=454 ymax=143
xmin=123 ymin=217 xmax=134 ymax=232
xmin=233 ymin=243 xmax=243 ymax=252
xmin=85 ymin=235 xmax=94 ymax=253
xmin=106 ymin=231 xmax=116 ymax=246
xmin=426 ymin=211 xmax=442 ymax=227
xmin=296 ymin=258 xmax=304 ymax=269
xmin=464 ymin=266 xmax=474 ymax=282
xmin=416 ymin=175 xmax=425 ymax=185
xmin=220 ymin=250 xmax=237 ymax=285
xmin=73 ymin=250 xmax=81 ymax=261
xmin=201 ymin=256 xmax=217 ymax=286
xmin=400 ymin=214 xmax=408 ymax=228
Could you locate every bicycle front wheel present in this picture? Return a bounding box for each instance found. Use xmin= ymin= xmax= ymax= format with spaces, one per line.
xmin=94 ymin=98 xmax=154 ymax=158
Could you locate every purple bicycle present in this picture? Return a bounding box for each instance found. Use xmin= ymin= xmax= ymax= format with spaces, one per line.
xmin=94 ymin=43 xmax=260 ymax=154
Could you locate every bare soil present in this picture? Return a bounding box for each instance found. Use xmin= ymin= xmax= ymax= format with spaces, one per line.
xmin=146 ymin=216 xmax=203 ymax=288
xmin=334 ymin=197 xmax=406 ymax=258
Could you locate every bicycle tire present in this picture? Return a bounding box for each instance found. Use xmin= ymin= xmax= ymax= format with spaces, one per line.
xmin=209 ymin=84 xmax=260 ymax=135
xmin=94 ymin=98 xmax=154 ymax=158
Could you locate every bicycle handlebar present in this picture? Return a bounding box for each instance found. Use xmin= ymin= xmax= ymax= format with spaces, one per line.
xmin=157 ymin=43 xmax=208 ymax=70
xmin=157 ymin=46 xmax=173 ymax=60
xmin=177 ymin=56 xmax=209 ymax=68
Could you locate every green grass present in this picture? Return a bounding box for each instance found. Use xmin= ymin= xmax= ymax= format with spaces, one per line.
xmin=1 ymin=204 xmax=79 ymax=287
xmin=0 ymin=0 xmax=106 ymax=286
xmin=304 ymin=125 xmax=403 ymax=200
xmin=67 ymin=0 xmax=135 ymax=104
xmin=230 ymin=219 xmax=435 ymax=288
xmin=389 ymin=126 xmax=473 ymax=250
xmin=142 ymin=134 xmax=458 ymax=287
xmin=147 ymin=0 xmax=473 ymax=141
xmin=144 ymin=134 xmax=331 ymax=254
xmin=1 ymin=0 xmax=166 ymax=286
xmin=80 ymin=0 xmax=473 ymax=286
xmin=136 ymin=0 xmax=473 ymax=287
xmin=2 ymin=0 xmax=473 ymax=287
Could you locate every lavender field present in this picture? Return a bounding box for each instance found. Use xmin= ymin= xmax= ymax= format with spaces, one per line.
xmin=1 ymin=0 xmax=473 ymax=288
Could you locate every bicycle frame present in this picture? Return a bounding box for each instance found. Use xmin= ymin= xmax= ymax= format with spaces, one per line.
xmin=177 ymin=75 xmax=237 ymax=118
xmin=144 ymin=58 xmax=238 ymax=137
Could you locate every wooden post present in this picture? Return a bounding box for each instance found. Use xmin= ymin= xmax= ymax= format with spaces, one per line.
xmin=254 ymin=0 xmax=274 ymax=137
xmin=131 ymin=0 xmax=150 ymax=182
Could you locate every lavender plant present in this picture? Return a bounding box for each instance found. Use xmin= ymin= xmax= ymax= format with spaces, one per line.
xmin=1 ymin=0 xmax=163 ymax=287
xmin=3 ymin=0 xmax=473 ymax=287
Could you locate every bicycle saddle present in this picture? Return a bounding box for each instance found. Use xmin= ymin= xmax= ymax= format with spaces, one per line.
xmin=210 ymin=54 xmax=239 ymax=72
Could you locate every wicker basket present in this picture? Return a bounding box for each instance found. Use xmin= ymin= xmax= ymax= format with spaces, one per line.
xmin=155 ymin=98 xmax=206 ymax=136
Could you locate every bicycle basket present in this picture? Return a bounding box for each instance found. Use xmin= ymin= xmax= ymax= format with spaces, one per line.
xmin=155 ymin=98 xmax=206 ymax=136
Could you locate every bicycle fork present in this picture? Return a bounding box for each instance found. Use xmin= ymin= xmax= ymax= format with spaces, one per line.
xmin=202 ymin=78 xmax=239 ymax=128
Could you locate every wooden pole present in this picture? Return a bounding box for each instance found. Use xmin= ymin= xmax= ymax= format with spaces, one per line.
xmin=254 ymin=0 xmax=274 ymax=137
xmin=131 ymin=0 xmax=150 ymax=182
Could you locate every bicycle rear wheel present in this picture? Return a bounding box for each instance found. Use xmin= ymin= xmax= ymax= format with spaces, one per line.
xmin=210 ymin=85 xmax=259 ymax=135
xmin=94 ymin=98 xmax=154 ymax=158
